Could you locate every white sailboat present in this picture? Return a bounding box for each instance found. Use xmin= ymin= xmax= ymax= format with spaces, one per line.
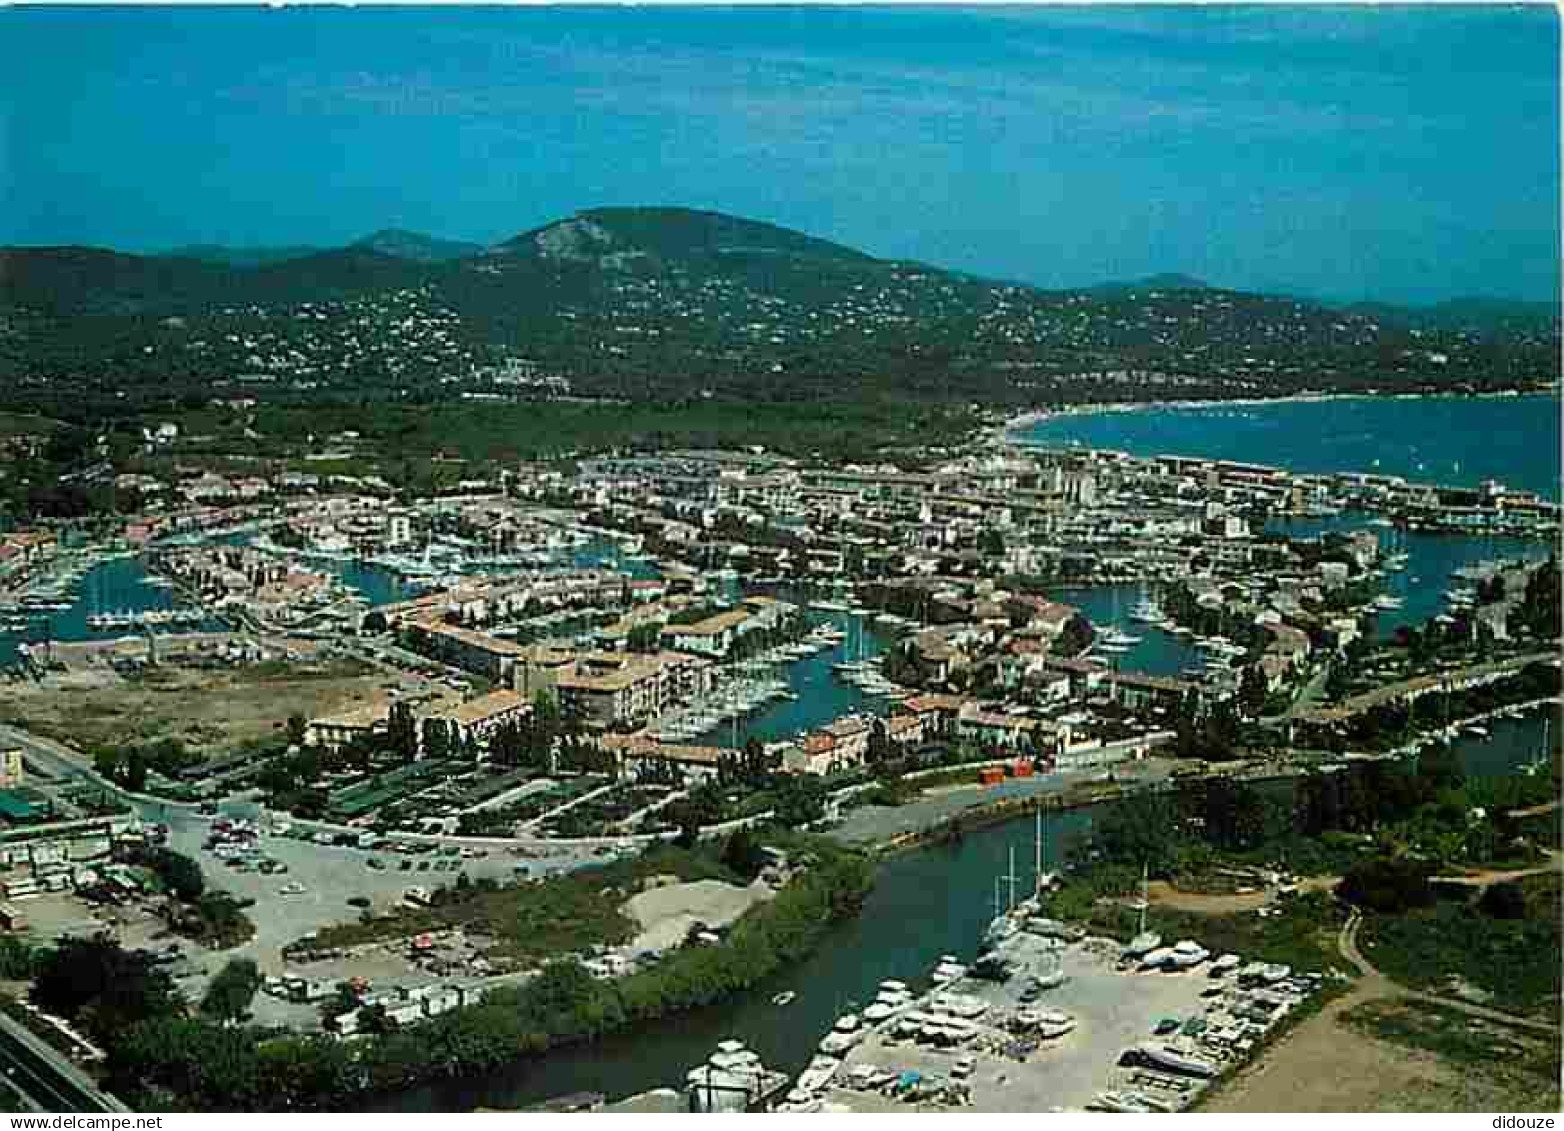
xmin=984 ymin=812 xmax=1056 ymax=948
xmin=1129 ymin=583 xmax=1165 ymax=624
xmin=1523 ymin=716 xmax=1552 ymax=777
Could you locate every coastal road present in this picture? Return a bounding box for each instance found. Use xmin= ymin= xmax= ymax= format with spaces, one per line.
xmin=0 ymin=722 xmax=155 ymax=822
xmin=0 ymin=1011 xmax=131 ymax=1113
xmin=825 ymin=756 xmax=1176 ymax=847
xmin=1262 ymin=663 xmax=1331 ymax=726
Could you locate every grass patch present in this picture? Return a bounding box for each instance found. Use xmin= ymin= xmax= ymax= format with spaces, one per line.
xmin=0 ymin=411 xmax=63 ymax=437
xmin=1342 ymin=998 xmax=1562 ymax=1109
xmin=1358 ymin=873 xmax=1561 ymax=1015
xmin=292 ymin=843 xmax=743 ymax=963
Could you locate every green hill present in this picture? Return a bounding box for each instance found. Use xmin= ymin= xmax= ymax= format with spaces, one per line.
xmin=0 ymin=207 xmax=1557 ymax=410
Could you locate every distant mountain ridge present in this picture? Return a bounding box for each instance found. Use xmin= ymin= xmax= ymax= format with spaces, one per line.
xmin=2 ymin=205 xmax=1557 ymax=405
xmin=351 ymin=229 xmax=483 ymax=263
xmin=118 ymin=215 xmax=1554 ymax=313
xmin=1084 ymin=272 xmax=1212 ymax=295
xmin=498 ymin=206 xmax=874 ymax=266
xmin=159 ymin=244 xmax=324 ymax=268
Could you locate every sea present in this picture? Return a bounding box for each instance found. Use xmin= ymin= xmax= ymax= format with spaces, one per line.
xmin=1014 ymin=393 xmax=1562 ymax=501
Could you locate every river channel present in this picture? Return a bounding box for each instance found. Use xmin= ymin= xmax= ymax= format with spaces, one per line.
xmin=379 ymin=701 xmax=1553 ymax=1111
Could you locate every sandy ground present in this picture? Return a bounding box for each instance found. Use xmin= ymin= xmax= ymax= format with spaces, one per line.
xmin=0 ymin=648 xmax=452 ymax=756
xmin=624 ymin=878 xmax=774 ymax=954
xmin=1203 ymin=910 xmax=1559 ymax=1113
xmin=1126 ymin=876 xmax=1342 ymax=916
xmin=1201 ymin=991 xmax=1539 ymax=1112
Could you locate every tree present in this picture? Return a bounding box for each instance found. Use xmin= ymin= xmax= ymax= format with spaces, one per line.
xmin=0 ymin=935 xmax=44 ymax=980
xmin=285 ymin=714 xmax=308 ymax=748
xmin=201 ymin=957 xmax=262 ymax=1024
xmin=1093 ymin=791 xmax=1185 ymax=877
xmin=93 ymin=748 xmax=121 ymax=781
xmin=866 ymin=719 xmax=891 ymax=767
xmin=720 ymin=828 xmax=768 ymax=879
xmin=773 ymin=775 xmax=827 ymax=827
xmin=514 ymin=959 xmax=624 ymax=1041
xmin=387 ymin=702 xmax=419 ymax=762
xmin=1239 ymin=663 xmax=1269 ymax=718
xmin=1337 ymin=856 xmax=1434 ymax=913
xmin=1196 ymin=777 xmax=1267 ymax=852
xmin=422 ymin=717 xmax=452 ymax=761
xmin=156 ymin=849 xmax=206 ymax=902
xmin=1056 ymin=614 xmax=1094 ymax=658
xmin=123 ymin=749 xmax=149 ymax=793
xmin=32 ymin=936 xmax=180 ymax=1043
xmin=491 ymin=720 xmax=525 ymax=768
xmin=1477 ymin=881 xmax=1527 ymax=920
xmin=626 ymin=623 xmax=661 ymax=653
xmin=531 ymin=691 xmax=562 ymax=773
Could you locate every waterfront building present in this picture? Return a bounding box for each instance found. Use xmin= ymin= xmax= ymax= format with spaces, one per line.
xmin=304 ymin=703 xmax=389 ymax=753
xmin=426 ymin=689 xmax=532 ymax=750
xmin=1102 ymin=671 xmax=1198 ymax=712
xmin=403 ymin=617 xmax=531 ymax=685
xmin=899 ymin=692 xmax=969 ymax=738
xmin=601 ymin=735 xmax=726 ymax=782
xmin=555 ymin=650 xmax=714 ymax=729
xmin=956 ymin=708 xmax=1042 ymax=752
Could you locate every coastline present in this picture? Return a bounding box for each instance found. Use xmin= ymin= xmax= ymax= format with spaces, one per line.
xmin=999 ymin=386 xmax=1562 ymax=447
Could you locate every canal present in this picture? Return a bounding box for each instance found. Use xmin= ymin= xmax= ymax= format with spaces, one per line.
xmin=1265 ymin=516 xmax=1552 ymax=636
xmin=380 ymin=701 xmax=1555 ymax=1111
xmin=379 ymin=802 xmax=1098 ymax=1111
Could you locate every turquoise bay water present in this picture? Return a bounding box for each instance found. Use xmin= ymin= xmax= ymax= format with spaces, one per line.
xmin=0 ymin=554 xmax=225 ymax=666
xmin=1048 ymin=583 xmax=1202 ymax=677
xmin=1018 ymin=394 xmax=1562 ymax=500
xmin=1266 ymin=516 xmax=1552 ymax=636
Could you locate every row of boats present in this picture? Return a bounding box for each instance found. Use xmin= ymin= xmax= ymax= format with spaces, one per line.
xmin=1092 ymin=591 xmax=1166 ymax=654
xmin=832 ymin=655 xmax=910 ymax=701
xmin=85 ymin=607 xmax=207 ymax=630
xmin=808 ymin=600 xmax=919 ymax=632
xmin=1122 ymin=931 xmax=1293 ymax=985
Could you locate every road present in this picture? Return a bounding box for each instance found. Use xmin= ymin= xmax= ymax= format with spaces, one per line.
xmin=1263 ymin=662 xmax=1331 ymax=726
xmin=0 ymin=722 xmax=166 ymax=814
xmin=0 ymin=1011 xmax=130 ymax=1113
xmin=1337 ymin=910 xmax=1560 ymax=1035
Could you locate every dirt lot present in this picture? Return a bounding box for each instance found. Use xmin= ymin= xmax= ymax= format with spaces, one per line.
xmin=624 ymin=878 xmax=774 ymax=954
xmin=1126 ymin=876 xmax=1342 ymax=916
xmin=0 ymin=642 xmax=441 ymax=758
xmin=1202 ymin=990 xmax=1559 ymax=1112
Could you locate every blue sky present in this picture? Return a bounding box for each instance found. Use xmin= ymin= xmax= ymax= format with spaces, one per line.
xmin=1 ymin=5 xmax=1558 ymax=303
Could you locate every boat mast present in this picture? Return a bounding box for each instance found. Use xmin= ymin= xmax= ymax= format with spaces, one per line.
xmin=1137 ymin=861 xmax=1149 ymax=937
xmin=1034 ymin=807 xmax=1042 ymax=897
xmin=1007 ymin=846 xmax=1018 ymax=913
